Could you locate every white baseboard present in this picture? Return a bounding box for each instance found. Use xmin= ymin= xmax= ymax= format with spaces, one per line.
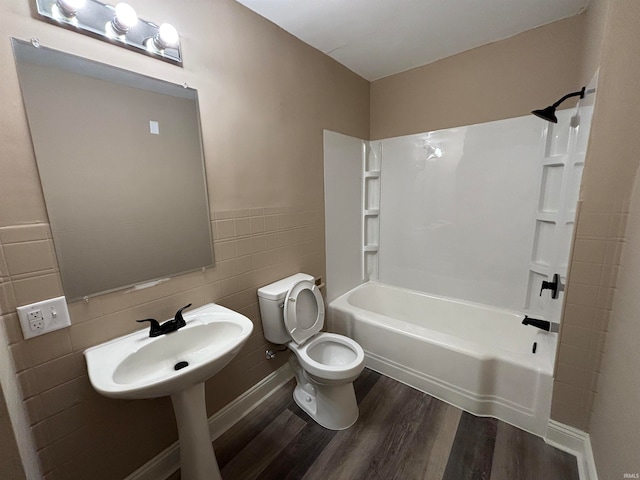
xmin=546 ymin=420 xmax=598 ymax=480
xmin=124 ymin=363 xmax=294 ymax=480
xmin=207 ymin=364 xmax=294 ymax=441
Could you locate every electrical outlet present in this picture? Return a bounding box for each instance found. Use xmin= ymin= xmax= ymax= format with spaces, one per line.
xmin=17 ymin=296 xmax=71 ymax=340
xmin=27 ymin=310 xmax=44 ymax=331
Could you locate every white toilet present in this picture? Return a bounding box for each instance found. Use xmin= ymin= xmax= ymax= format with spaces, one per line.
xmin=257 ymin=273 xmax=365 ymax=430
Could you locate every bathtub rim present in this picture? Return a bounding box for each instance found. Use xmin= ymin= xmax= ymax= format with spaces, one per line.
xmin=329 ymin=281 xmax=557 ymax=375
xmin=341 ymin=280 xmax=526 ymax=318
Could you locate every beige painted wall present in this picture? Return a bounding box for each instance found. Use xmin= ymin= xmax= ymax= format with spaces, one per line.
xmin=588 ymin=175 xmax=640 ymax=478
xmin=0 ymin=0 xmax=369 ymax=478
xmin=579 ymin=0 xmax=640 ymax=477
xmin=0 ymin=385 xmax=25 ymax=480
xmin=577 ymin=0 xmax=611 ymax=86
xmin=370 ymin=14 xmax=586 ymax=140
xmin=2 ymin=0 xmax=639 ymax=476
xmin=370 ymin=1 xmax=640 ymax=475
xmin=549 ymin=0 xmax=617 ymax=431
xmin=368 ymin=9 xmax=606 ymax=431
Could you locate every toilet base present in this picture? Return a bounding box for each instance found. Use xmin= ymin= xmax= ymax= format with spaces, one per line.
xmin=290 ymin=357 xmax=359 ymax=430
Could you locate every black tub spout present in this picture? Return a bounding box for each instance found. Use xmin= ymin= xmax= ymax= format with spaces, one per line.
xmin=522 ymin=315 xmax=559 ymax=333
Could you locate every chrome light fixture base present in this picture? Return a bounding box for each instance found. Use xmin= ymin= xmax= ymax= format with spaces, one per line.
xmin=35 ymin=0 xmax=182 ymax=66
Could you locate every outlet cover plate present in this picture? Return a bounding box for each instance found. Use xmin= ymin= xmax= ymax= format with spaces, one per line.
xmin=17 ymin=296 xmax=71 ymax=340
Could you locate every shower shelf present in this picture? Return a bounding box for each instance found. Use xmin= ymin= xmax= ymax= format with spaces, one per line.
xmin=542 ymin=159 xmax=567 ymax=168
xmin=526 ymin=105 xmax=590 ymax=316
xmin=363 ymin=141 xmax=382 ymax=282
xmin=536 ymin=213 xmax=557 ymax=222
xmin=530 ymin=263 xmax=552 ymax=274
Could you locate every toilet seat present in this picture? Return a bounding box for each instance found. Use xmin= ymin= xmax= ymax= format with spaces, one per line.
xmin=289 ymin=332 xmax=365 ymax=381
xmin=284 ymin=279 xmax=324 ymax=345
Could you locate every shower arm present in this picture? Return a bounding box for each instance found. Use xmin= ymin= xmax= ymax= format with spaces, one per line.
xmin=551 ymin=87 xmax=586 ymax=108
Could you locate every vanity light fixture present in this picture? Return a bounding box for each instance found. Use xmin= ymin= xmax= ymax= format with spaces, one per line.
xmin=145 ymin=22 xmax=180 ymax=54
xmin=151 ymin=23 xmax=180 ymax=51
xmin=55 ymin=0 xmax=85 ymax=18
xmin=109 ymin=2 xmax=138 ymax=36
xmin=35 ymin=0 xmax=183 ymax=65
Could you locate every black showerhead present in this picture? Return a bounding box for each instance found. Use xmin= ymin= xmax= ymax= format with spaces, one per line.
xmin=532 ymin=86 xmax=586 ymax=123
xmin=532 ymin=106 xmax=558 ymax=123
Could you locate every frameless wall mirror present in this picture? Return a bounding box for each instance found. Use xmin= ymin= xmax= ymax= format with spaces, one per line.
xmin=12 ymin=38 xmax=214 ymax=301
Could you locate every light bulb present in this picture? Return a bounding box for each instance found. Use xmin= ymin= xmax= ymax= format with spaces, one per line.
xmin=111 ymin=3 xmax=138 ymax=35
xmin=153 ymin=23 xmax=180 ymax=50
xmin=56 ymin=0 xmax=86 ymax=17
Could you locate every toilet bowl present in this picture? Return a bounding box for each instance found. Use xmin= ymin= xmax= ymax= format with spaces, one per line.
xmin=289 ymin=332 xmax=364 ymax=384
xmin=257 ymin=273 xmax=365 ymax=430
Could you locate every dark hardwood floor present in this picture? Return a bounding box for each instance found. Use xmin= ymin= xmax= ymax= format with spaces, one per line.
xmin=185 ymin=369 xmax=579 ymax=479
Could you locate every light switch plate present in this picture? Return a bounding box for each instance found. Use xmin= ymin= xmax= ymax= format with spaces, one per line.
xmin=17 ymin=296 xmax=71 ymax=340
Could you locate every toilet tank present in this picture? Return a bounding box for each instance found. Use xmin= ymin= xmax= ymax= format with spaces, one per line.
xmin=257 ymin=273 xmax=314 ymax=344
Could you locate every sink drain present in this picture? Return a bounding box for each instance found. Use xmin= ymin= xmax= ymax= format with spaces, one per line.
xmin=174 ymin=361 xmax=189 ymax=371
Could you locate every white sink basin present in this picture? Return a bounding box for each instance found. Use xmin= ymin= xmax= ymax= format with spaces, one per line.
xmin=84 ymin=302 xmax=254 ymax=480
xmin=84 ymin=303 xmax=254 ymax=399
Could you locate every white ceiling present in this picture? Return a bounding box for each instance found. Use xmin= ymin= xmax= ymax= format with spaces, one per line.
xmin=235 ymin=0 xmax=588 ymax=81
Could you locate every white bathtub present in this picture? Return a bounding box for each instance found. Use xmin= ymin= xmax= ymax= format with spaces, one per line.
xmin=328 ymin=282 xmax=557 ymax=436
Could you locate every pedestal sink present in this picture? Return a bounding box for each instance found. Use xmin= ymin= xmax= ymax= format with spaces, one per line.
xmin=84 ymin=303 xmax=254 ymax=480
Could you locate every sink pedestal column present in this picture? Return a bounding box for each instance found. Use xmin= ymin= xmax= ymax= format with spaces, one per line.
xmin=171 ymin=382 xmax=222 ymax=480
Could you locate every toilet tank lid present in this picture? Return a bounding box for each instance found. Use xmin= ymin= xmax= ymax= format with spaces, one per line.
xmin=257 ymin=273 xmax=315 ymax=300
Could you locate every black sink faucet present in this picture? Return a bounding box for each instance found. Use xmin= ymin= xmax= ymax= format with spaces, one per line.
xmin=137 ymin=303 xmax=192 ymax=337
xmin=522 ymin=315 xmax=560 ymax=333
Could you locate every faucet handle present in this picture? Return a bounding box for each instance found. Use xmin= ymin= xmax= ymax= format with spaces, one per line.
xmin=136 ymin=318 xmax=162 ymax=337
xmin=174 ymin=303 xmax=192 ymax=327
xmin=539 ymin=273 xmax=561 ymax=299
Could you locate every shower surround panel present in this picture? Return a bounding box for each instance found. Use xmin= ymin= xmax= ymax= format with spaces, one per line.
xmin=324 ymin=105 xmax=595 ymax=439
xmin=378 ymin=116 xmax=543 ymax=312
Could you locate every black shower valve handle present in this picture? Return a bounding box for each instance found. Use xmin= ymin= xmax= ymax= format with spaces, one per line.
xmin=539 ymin=273 xmax=561 ymax=299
